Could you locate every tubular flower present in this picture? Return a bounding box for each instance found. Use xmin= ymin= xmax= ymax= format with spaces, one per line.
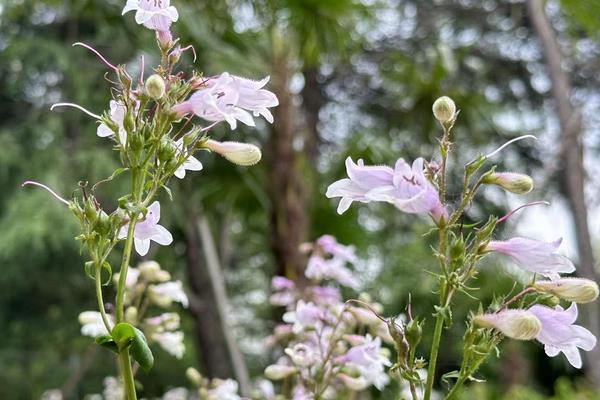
xmin=528 ymin=303 xmax=597 ymax=368
xmin=474 ymin=309 xmax=541 ymax=340
xmin=365 ymin=158 xmax=447 ymax=221
xmin=97 ymin=100 xmax=128 ymax=144
xmin=171 ymin=73 xmax=278 ymax=130
xmin=326 ymin=157 xmax=394 ymax=214
xmin=174 ymin=139 xmax=203 ymax=179
xmin=485 ymin=237 xmax=575 ymax=280
xmin=118 ymin=201 xmax=173 ymax=256
xmin=335 ymin=335 xmax=392 ymax=390
xmin=122 ymin=0 xmax=179 ymax=31
xmin=534 ymin=278 xmax=599 ymax=304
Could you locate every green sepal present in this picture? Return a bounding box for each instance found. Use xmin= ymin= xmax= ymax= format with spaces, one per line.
xmin=84 ymin=261 xmax=95 ymax=280
xmin=101 ymin=261 xmax=113 ymax=286
xmin=96 ymin=335 xmax=119 ymax=354
xmin=441 ymin=370 xmax=460 ymax=386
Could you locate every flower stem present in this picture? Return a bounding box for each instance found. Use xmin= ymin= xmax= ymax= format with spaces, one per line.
xmin=445 ymin=375 xmax=467 ymax=399
xmin=424 ymin=311 xmax=444 ymax=400
xmin=119 ymin=348 xmax=138 ymax=400
xmin=95 ymin=263 xmax=112 ymax=333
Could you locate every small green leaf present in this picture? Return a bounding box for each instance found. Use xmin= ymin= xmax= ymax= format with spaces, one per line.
xmin=161 ymin=185 xmax=173 ymax=201
xmin=92 ymin=168 xmax=128 ymax=191
xmin=130 ymin=327 xmax=154 ymax=372
xmin=101 ymin=261 xmax=113 ymax=286
xmin=95 ymin=335 xmax=119 ymax=354
xmin=441 ymin=370 xmax=460 ymax=385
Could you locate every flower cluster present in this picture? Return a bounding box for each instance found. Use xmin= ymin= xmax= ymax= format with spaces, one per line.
xmin=79 ymin=261 xmax=189 ymax=359
xmin=264 ymin=235 xmax=393 ymax=398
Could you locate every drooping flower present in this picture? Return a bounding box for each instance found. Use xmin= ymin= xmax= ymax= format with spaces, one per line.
xmin=203 ymin=139 xmax=262 ymax=166
xmin=152 ymin=330 xmax=185 ymax=359
xmin=482 ymin=172 xmax=534 ymax=194
xmin=326 ymin=157 xmax=394 ymax=214
xmin=316 ymin=234 xmax=357 ymax=263
xmin=485 ymin=237 xmax=575 ymax=280
xmin=79 ymin=311 xmax=113 ymax=337
xmin=97 ymin=100 xmax=128 ymax=144
xmin=148 ymin=280 xmax=189 ymax=308
xmin=174 ymin=139 xmax=203 ymax=179
xmin=282 ymin=300 xmax=324 ymax=333
xmin=473 ymin=309 xmax=541 ymax=340
xmin=534 ymin=278 xmax=599 ymax=304
xmin=118 ymin=201 xmax=173 ymax=256
xmin=528 ymin=303 xmax=596 ymax=368
xmin=365 ymin=158 xmax=446 ymax=221
xmin=305 ymin=255 xmax=358 ymax=289
xmin=171 ymin=73 xmax=278 ymax=130
xmin=122 ymin=0 xmax=179 ymax=31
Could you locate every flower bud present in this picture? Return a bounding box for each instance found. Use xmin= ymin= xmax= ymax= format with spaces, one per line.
xmin=405 ymin=318 xmax=423 ymax=349
xmin=186 ymin=367 xmax=203 ymax=386
xmin=139 ymin=260 xmax=171 ymax=282
xmin=535 ymin=278 xmax=599 ymax=304
xmin=284 ymin=343 xmax=315 ymax=367
xmin=157 ymin=30 xmax=173 ymax=51
xmin=203 ymin=139 xmax=262 ymax=166
xmin=432 ymin=96 xmax=456 ymax=124
xmin=474 ymin=310 xmax=541 ymax=340
xmin=168 ymin=46 xmax=182 ymax=65
xmin=96 ymin=210 xmax=112 ymax=236
xmin=84 ymin=200 xmax=99 ymax=223
xmin=158 ymin=138 xmax=177 ymax=163
xmin=264 ymin=365 xmax=297 ymax=380
xmin=145 ymin=74 xmax=166 ymax=100
xmin=482 ymin=172 xmax=534 ymax=194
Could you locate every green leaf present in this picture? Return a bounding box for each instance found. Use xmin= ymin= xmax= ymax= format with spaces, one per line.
xmin=101 ymin=261 xmax=112 ymax=286
xmin=95 ymin=335 xmax=119 ymax=354
xmin=161 ymin=185 xmax=173 ymax=201
xmin=441 ymin=370 xmax=460 ymax=385
xmin=130 ymin=327 xmax=154 ymax=372
xmin=92 ymin=167 xmax=128 ymax=192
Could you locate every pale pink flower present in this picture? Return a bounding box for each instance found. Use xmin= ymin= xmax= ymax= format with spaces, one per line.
xmin=305 ymin=255 xmax=358 ymax=289
xmin=474 ymin=309 xmax=541 ymax=340
xmin=283 ymin=300 xmax=323 ymax=333
xmin=122 ymin=0 xmax=179 ymax=31
xmin=78 ymin=311 xmax=113 ymax=337
xmin=336 ymin=334 xmax=391 ymax=390
xmin=148 ymin=281 xmax=189 ymax=308
xmin=171 ymin=73 xmax=278 ymax=130
xmin=485 ymin=237 xmax=575 ymax=279
xmin=326 ymin=157 xmax=394 ymax=214
xmin=119 ymin=201 xmax=173 ymax=256
xmin=207 ymin=379 xmax=241 ymax=400
xmin=152 ymin=331 xmax=185 ymax=359
xmin=316 ymin=234 xmax=357 ymax=263
xmin=365 ymin=157 xmax=446 ymax=221
xmin=528 ymin=303 xmax=596 ymax=368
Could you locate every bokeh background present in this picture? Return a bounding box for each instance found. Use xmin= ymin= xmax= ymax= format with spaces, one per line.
xmin=1 ymin=0 xmax=600 ymax=398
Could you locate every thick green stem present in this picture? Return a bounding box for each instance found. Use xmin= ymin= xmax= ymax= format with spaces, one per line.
xmin=445 ymin=375 xmax=467 ymax=400
xmin=95 ymin=263 xmax=112 ymax=333
xmin=120 ymin=348 xmax=137 ymax=400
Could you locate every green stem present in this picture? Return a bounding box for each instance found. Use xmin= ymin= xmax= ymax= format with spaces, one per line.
xmin=445 ymin=375 xmax=467 ymax=400
xmin=95 ymin=263 xmax=113 ymax=333
xmin=424 ymin=311 xmax=445 ymax=400
xmin=120 ymin=348 xmax=138 ymax=400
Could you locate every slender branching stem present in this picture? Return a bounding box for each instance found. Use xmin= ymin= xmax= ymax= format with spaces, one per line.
xmin=120 ymin=348 xmax=138 ymax=400
xmin=95 ymin=263 xmax=113 ymax=333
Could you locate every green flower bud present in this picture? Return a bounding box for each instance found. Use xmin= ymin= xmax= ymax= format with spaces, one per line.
xmin=535 ymin=278 xmax=599 ymax=304
xmin=84 ymin=200 xmax=98 ymax=223
xmin=482 ymin=172 xmax=534 ymax=194
xmin=432 ymin=96 xmax=456 ymax=124
xmin=158 ymin=138 xmax=177 ymax=163
xmin=405 ymin=319 xmax=423 ymax=349
xmin=264 ymin=365 xmax=297 ymax=380
xmin=186 ymin=367 xmax=203 ymax=387
xmin=96 ymin=210 xmax=112 ymax=236
xmin=145 ymin=74 xmax=166 ymax=100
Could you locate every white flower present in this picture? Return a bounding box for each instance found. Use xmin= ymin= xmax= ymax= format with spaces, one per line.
xmin=97 ymin=100 xmax=128 ymax=144
xmin=103 ymin=376 xmax=124 ymax=400
xmin=78 ymin=311 xmax=112 ymax=337
xmin=174 ymin=139 xmax=203 ymax=179
xmin=118 ymin=201 xmax=173 ymax=256
xmin=152 ymin=331 xmax=185 ymax=359
xmin=122 ymin=0 xmax=179 ymax=31
xmin=113 ymin=267 xmax=140 ymax=288
xmin=161 ymin=387 xmax=189 ymax=400
xmin=149 ymin=281 xmax=189 ymax=308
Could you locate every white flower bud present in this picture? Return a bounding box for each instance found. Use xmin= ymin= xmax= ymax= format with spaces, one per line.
xmin=186 ymin=367 xmax=203 ymax=386
xmin=203 ymin=139 xmax=262 ymax=166
xmin=483 ymin=172 xmax=534 ymax=194
xmin=284 ymin=344 xmax=315 ymax=367
xmin=432 ymin=96 xmax=456 ymax=124
xmin=125 ymin=306 xmax=138 ymax=323
xmin=264 ymin=365 xmax=297 ymax=380
xmin=145 ymin=74 xmax=166 ymax=100
xmin=474 ymin=310 xmax=541 ymax=340
xmin=139 ymin=261 xmax=171 ymax=282
xmin=535 ymin=278 xmax=599 ymax=304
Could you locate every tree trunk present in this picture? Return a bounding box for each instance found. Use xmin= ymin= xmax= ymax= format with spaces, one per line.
xmin=527 ymin=0 xmax=600 ymax=386
xmin=185 ymin=209 xmax=232 ymax=379
xmin=267 ymin=46 xmax=309 ymax=282
xmin=301 ymin=66 xmax=323 ymax=164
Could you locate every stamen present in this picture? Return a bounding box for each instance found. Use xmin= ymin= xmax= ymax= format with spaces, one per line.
xmin=50 ymin=103 xmax=101 ymax=119
xmin=22 ymin=181 xmax=70 ymax=206
xmin=73 ymin=42 xmax=119 ymax=72
xmin=485 ymin=135 xmax=537 ymax=159
xmin=180 ymin=45 xmax=197 ymax=62
xmin=498 ymin=201 xmax=550 ymax=223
